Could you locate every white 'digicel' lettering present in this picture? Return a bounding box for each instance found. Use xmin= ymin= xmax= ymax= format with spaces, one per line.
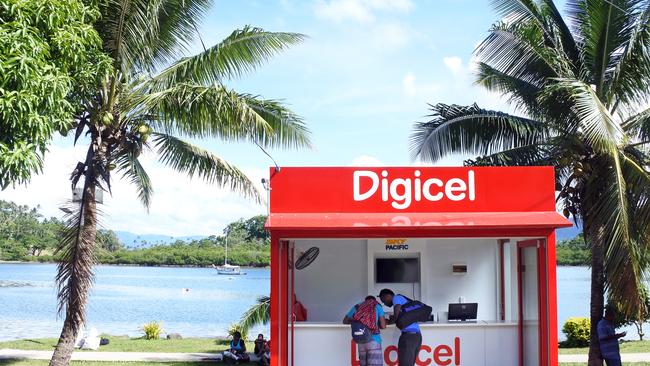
xmin=353 ymin=170 xmax=475 ymax=209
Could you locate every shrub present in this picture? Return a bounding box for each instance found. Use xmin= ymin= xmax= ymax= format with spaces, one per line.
xmin=562 ymin=317 xmax=590 ymax=347
xmin=141 ymin=321 xmax=164 ymax=340
xmin=227 ymin=323 xmax=248 ymax=342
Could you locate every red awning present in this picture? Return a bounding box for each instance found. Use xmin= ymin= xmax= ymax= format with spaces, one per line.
xmin=266 ymin=211 xmax=572 ymax=231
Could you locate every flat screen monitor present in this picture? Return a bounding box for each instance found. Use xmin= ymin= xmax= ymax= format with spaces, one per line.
xmin=375 ymin=258 xmax=420 ymax=283
xmin=448 ymin=303 xmax=478 ymax=321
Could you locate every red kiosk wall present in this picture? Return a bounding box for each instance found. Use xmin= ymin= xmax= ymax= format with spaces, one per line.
xmin=546 ymin=232 xmax=559 ymax=366
xmin=270 ymin=238 xmax=288 ymax=366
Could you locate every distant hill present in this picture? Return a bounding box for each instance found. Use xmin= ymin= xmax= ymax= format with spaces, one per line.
xmin=115 ymin=231 xmax=206 ymax=248
xmin=556 ymin=219 xmax=581 ymax=241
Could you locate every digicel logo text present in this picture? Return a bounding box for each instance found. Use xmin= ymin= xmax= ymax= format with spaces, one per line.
xmin=351 ymin=338 xmax=461 ymax=366
xmin=353 ymin=170 xmax=476 ymax=210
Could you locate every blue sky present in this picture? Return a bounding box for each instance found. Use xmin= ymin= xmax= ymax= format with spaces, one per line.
xmin=1 ymin=0 xmax=570 ymax=236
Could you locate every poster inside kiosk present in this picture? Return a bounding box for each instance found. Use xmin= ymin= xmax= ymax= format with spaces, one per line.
xmin=265 ymin=167 xmax=571 ymax=366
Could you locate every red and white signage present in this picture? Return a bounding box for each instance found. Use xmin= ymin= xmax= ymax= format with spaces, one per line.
xmin=351 ymin=338 xmax=461 ymax=366
xmin=270 ymin=167 xmax=556 ymax=213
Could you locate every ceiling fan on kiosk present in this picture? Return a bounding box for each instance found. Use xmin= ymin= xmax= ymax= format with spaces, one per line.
xmin=293 ymin=247 xmax=319 ymax=270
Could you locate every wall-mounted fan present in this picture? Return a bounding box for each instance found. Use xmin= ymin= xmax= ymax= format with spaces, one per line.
xmin=294 ymin=247 xmax=319 ymax=270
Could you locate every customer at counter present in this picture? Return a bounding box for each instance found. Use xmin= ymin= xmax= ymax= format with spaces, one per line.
xmin=379 ymin=289 xmax=422 ymax=366
xmin=343 ymin=295 xmax=386 ymax=366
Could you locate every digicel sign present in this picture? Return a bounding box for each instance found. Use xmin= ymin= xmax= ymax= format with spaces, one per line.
xmin=350 ymin=338 xmax=461 ymax=366
xmin=269 ymin=167 xmax=556 ymax=213
xmin=353 ymin=170 xmax=475 ymax=209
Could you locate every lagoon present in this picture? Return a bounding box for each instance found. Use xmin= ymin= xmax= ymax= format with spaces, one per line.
xmin=0 ymin=263 xmax=644 ymax=341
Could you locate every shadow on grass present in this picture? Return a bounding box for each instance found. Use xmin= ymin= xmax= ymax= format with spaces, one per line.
xmin=24 ymin=341 xmax=50 ymax=347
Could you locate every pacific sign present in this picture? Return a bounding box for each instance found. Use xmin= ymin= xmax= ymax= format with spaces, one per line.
xmin=353 ymin=170 xmax=476 ymax=210
xmin=385 ymin=238 xmax=408 ymax=250
xmin=351 ymin=338 xmax=461 ymax=366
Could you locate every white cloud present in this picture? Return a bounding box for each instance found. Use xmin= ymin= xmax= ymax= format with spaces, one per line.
xmin=314 ymin=0 xmax=413 ymax=23
xmin=401 ymin=72 xmax=440 ymax=97
xmin=402 ymin=72 xmax=417 ymax=96
xmin=350 ymin=155 xmax=384 ymax=166
xmin=443 ymin=56 xmax=464 ymax=76
xmin=0 ymin=141 xmax=265 ymax=237
xmin=373 ymin=23 xmax=412 ymax=49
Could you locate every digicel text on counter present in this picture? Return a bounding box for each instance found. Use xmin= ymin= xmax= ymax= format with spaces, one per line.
xmin=353 ymin=170 xmax=476 ymax=210
xmin=351 ymin=338 xmax=461 ymax=366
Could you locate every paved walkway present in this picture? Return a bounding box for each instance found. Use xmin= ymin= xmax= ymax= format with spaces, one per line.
xmin=3 ymin=349 xmax=650 ymax=363
xmin=559 ymin=353 xmax=650 ymax=363
xmin=0 ymin=349 xmax=223 ymax=362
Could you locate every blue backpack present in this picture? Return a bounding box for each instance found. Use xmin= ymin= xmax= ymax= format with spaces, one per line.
xmin=350 ymin=321 xmax=372 ymax=344
xmin=395 ymin=295 xmax=432 ymax=330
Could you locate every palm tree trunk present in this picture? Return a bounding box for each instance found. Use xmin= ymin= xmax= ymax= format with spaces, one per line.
xmin=49 ymin=182 xmax=97 ymax=366
xmin=588 ymin=233 xmax=605 ymax=366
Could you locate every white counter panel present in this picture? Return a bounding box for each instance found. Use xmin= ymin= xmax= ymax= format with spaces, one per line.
xmin=292 ymin=322 xmax=517 ymax=366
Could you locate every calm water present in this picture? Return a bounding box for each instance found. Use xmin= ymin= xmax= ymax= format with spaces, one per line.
xmin=0 ymin=264 xmax=644 ymax=341
xmin=0 ymin=264 xmax=269 ymax=341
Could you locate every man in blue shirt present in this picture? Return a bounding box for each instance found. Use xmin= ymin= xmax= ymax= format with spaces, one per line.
xmin=379 ymin=289 xmax=422 ymax=366
xmin=597 ymin=307 xmax=626 ymax=366
xmin=343 ymin=296 xmax=386 ymax=366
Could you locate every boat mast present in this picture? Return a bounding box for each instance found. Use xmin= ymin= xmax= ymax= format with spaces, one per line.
xmin=224 ymin=233 xmax=228 ymax=265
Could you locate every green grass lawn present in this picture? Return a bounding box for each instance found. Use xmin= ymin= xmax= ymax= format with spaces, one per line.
xmin=559 ymin=340 xmax=650 ymax=355
xmin=0 ymin=336 xmax=255 ymax=354
xmin=563 ymin=364 xmax=650 ymax=366
xmin=0 ymin=361 xmax=257 ymax=366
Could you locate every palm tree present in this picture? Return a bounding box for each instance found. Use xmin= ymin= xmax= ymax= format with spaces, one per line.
xmin=48 ymin=2 xmax=310 ymax=365
xmin=239 ymin=296 xmax=271 ymax=335
xmin=410 ymin=1 xmax=650 ymax=364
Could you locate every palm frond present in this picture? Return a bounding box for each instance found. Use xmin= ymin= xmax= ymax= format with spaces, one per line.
xmin=476 ymin=21 xmax=563 ymax=85
xmin=539 ymin=0 xmax=581 ymax=64
xmin=575 ymin=0 xmax=639 ymax=99
xmin=143 ymin=83 xmax=311 ymax=149
xmin=114 ymin=148 xmax=153 ymax=210
xmin=97 ymin=0 xmax=213 ymax=73
xmin=587 ymin=155 xmax=645 ymax=315
xmin=475 ymin=62 xmax=543 ymax=113
xmin=151 ymin=133 xmax=261 ymax=202
xmin=237 ymin=94 xmax=312 ymax=149
xmin=606 ymin=2 xmax=650 ymax=108
xmin=464 ymin=140 xmax=556 ymax=167
xmin=54 ymin=190 xmax=98 ymax=333
xmin=239 ymin=296 xmax=270 ymax=335
xmin=410 ymin=103 xmax=548 ymax=162
xmin=146 ymin=27 xmax=306 ymax=91
xmin=621 ymin=106 xmax=650 ymax=140
xmin=490 ymin=0 xmax=543 ymax=25
xmin=543 ymin=78 xmax=624 ymax=153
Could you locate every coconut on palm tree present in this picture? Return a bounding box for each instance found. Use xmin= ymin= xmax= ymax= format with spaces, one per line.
xmin=48 ymin=1 xmax=311 ymax=365
xmin=410 ymin=1 xmax=650 ymax=364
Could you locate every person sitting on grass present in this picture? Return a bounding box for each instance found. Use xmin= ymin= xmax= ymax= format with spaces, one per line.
xmin=224 ymin=331 xmax=250 ymax=364
xmin=254 ymin=334 xmax=269 ymax=366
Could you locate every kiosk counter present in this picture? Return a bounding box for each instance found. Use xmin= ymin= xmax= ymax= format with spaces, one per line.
xmin=265 ymin=167 xmax=571 ymax=366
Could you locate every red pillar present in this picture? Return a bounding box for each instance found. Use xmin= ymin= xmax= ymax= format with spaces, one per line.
xmin=546 ymin=232 xmax=559 ymax=366
xmin=271 ymin=237 xmax=288 ymax=366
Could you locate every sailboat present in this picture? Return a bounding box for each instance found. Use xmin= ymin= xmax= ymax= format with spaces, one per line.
xmin=213 ymin=235 xmax=245 ymax=275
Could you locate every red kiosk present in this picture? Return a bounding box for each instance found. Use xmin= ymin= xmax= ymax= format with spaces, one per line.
xmin=266 ymin=166 xmax=571 ymax=366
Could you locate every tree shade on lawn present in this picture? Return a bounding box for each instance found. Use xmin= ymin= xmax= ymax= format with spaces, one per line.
xmin=47 ymin=1 xmax=311 ymax=366
xmin=409 ymin=1 xmax=650 ymax=365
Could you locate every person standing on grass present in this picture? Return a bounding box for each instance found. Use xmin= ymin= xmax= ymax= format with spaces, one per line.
xmin=378 ymin=289 xmax=422 ymax=366
xmin=343 ymin=295 xmax=386 ymax=366
xmin=597 ymin=306 xmax=626 ymax=366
